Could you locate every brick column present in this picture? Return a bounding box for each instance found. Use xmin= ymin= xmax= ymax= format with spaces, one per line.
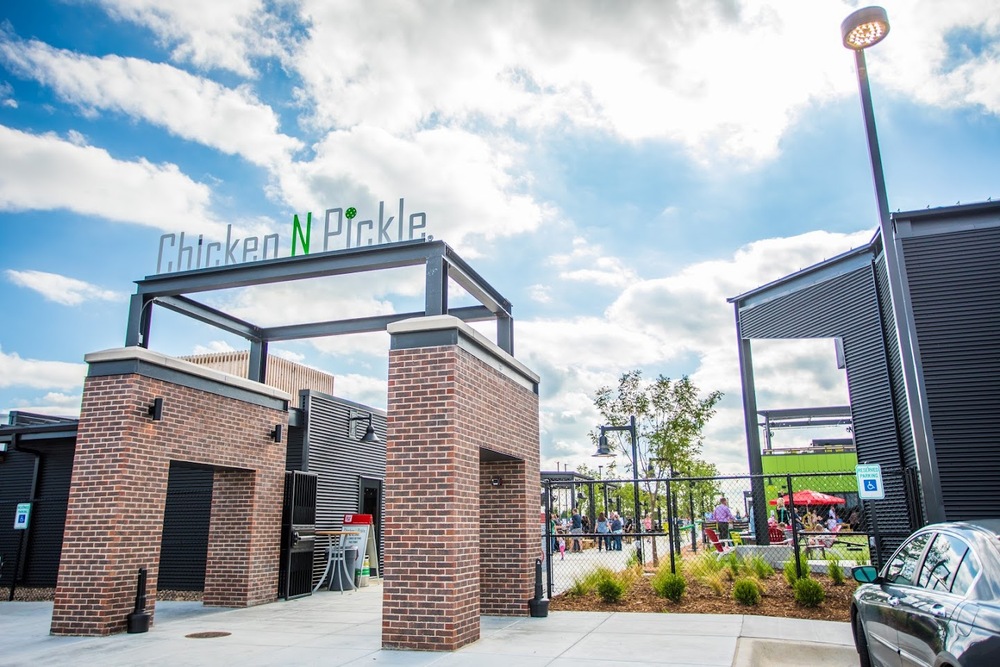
xmin=51 ymin=348 xmax=289 ymax=636
xmin=383 ymin=316 xmax=539 ymax=651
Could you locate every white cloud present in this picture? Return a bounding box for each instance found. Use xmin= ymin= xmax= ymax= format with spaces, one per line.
xmin=0 ymin=346 xmax=86 ymax=389
xmin=3 ymin=392 xmax=83 ymax=419
xmin=0 ymin=80 xmax=15 ymax=107
xmin=873 ymin=1 xmax=1000 ymax=116
xmin=0 ymin=125 xmax=225 ymax=234
xmin=525 ymin=228 xmax=874 ymax=473
xmin=285 ymin=1 xmax=853 ymax=166
xmin=277 ymin=125 xmax=553 ymax=253
xmin=6 ymin=270 xmax=124 ymax=306
xmin=331 ymin=373 xmax=389 ymax=411
xmin=0 ymin=34 xmax=301 ymax=168
xmin=549 ymin=238 xmax=640 ymax=288
xmin=96 ymin=0 xmax=279 ymax=77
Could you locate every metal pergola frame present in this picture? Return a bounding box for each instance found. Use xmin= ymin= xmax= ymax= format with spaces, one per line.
xmin=125 ymin=239 xmax=514 ymax=383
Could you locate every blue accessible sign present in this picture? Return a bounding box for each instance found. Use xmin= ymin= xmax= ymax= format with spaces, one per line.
xmin=13 ymin=502 xmax=31 ymax=530
xmin=856 ymin=464 xmax=885 ymax=500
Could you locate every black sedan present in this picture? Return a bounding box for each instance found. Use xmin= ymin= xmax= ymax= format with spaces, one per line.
xmin=851 ymin=520 xmax=1000 ymax=667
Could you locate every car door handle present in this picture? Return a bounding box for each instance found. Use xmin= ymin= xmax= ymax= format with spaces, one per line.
xmin=887 ymin=596 xmax=900 ymax=607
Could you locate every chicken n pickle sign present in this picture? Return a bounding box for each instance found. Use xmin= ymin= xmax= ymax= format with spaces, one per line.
xmin=155 ymin=198 xmax=429 ymax=274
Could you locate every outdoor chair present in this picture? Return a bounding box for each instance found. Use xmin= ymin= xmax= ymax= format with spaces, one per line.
xmin=704 ymin=527 xmax=735 ymax=557
xmin=768 ymin=525 xmax=792 ymax=546
xmin=805 ymin=524 xmax=842 ymax=558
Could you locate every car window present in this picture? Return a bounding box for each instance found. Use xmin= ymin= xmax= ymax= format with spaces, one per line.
xmin=918 ymin=533 xmax=964 ymax=591
xmin=950 ymin=545 xmax=981 ymax=597
xmin=884 ymin=532 xmax=932 ymax=586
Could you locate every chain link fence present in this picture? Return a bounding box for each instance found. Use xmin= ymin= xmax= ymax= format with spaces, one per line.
xmin=542 ymin=469 xmax=916 ymax=598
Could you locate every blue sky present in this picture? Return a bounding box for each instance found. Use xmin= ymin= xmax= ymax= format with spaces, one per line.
xmin=2 ymin=0 xmax=999 ymax=474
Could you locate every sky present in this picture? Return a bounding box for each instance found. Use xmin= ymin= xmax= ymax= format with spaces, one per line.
xmin=2 ymin=0 xmax=999 ymax=475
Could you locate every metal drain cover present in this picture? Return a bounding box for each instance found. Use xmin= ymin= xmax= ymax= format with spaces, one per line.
xmin=185 ymin=631 xmax=232 ymax=639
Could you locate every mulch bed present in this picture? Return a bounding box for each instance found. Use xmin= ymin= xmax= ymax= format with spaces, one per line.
xmin=549 ymin=574 xmax=857 ymax=622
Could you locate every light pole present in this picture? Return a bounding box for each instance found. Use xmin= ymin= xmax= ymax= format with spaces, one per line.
xmin=593 ymin=415 xmax=642 ymax=563
xmin=842 ymin=7 xmax=944 ymax=524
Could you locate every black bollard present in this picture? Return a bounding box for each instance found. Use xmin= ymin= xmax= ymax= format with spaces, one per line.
xmin=527 ymin=558 xmax=549 ymax=617
xmin=127 ymin=567 xmax=151 ymax=633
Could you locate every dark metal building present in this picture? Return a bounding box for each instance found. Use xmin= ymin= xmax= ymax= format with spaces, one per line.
xmin=729 ymin=201 xmax=1000 ymax=557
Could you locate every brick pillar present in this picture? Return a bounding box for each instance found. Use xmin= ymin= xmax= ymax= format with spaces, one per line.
xmin=383 ymin=316 xmax=539 ymax=651
xmin=51 ymin=348 xmax=289 ymax=636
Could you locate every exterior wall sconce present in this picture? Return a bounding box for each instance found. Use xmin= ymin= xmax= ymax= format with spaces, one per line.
xmin=148 ymin=397 xmax=164 ymax=421
xmin=348 ymin=412 xmax=380 ymax=444
xmin=270 ymin=424 xmax=283 ymax=443
xmin=491 ymin=476 xmax=503 ymax=487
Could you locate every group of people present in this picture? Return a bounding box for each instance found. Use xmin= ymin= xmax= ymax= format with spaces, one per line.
xmin=550 ymin=508 xmax=625 ymax=558
xmin=594 ymin=511 xmax=624 ymax=551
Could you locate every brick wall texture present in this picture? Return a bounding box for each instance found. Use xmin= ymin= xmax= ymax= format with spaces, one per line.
xmin=50 ymin=372 xmax=287 ymax=636
xmin=382 ymin=341 xmax=539 ymax=651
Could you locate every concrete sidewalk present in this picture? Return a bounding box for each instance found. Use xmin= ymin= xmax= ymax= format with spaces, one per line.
xmin=0 ymin=583 xmax=859 ymax=666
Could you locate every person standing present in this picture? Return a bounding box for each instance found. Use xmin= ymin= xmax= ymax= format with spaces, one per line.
xmin=570 ymin=507 xmax=583 ymax=552
xmin=595 ymin=512 xmax=611 ymax=551
xmin=713 ymin=496 xmax=735 ymax=540
xmin=610 ymin=512 xmax=624 ymax=550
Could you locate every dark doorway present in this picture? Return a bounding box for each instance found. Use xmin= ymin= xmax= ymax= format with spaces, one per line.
xmin=159 ymin=463 xmax=213 ymax=591
xmin=359 ymin=477 xmax=382 ymax=576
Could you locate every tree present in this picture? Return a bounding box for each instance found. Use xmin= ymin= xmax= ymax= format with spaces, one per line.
xmin=593 ymin=370 xmax=723 ymax=564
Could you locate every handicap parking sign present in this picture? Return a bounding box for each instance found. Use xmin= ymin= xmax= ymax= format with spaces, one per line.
xmin=13 ymin=503 xmax=31 ymax=530
xmin=856 ymin=464 xmax=885 ymax=500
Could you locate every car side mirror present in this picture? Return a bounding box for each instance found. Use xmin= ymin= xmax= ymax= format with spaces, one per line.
xmin=852 ymin=565 xmax=880 ymax=583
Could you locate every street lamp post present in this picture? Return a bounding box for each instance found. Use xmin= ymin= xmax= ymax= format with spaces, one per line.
xmin=842 ymin=6 xmax=944 ymax=524
xmin=593 ymin=414 xmax=642 ymax=563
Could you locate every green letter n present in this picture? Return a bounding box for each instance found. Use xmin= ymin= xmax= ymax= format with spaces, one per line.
xmin=292 ymin=212 xmax=311 ymax=256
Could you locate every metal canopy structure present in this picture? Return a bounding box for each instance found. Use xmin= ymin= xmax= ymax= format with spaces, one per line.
xmin=125 ymin=239 xmax=514 ymax=383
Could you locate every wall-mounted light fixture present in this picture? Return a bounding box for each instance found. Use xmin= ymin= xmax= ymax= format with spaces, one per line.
xmin=270 ymin=424 xmax=283 ymax=443
xmin=348 ymin=412 xmax=380 ymax=444
xmin=148 ymin=397 xmax=164 ymax=421
xmin=491 ymin=476 xmax=503 ymax=487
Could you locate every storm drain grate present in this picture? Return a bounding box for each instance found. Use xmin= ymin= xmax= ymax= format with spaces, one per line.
xmin=185 ymin=631 xmax=232 ymax=639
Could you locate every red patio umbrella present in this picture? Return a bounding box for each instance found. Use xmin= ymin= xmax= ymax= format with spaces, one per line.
xmin=769 ymin=489 xmax=846 ymax=506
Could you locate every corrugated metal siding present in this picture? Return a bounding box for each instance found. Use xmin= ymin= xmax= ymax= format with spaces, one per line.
xmin=302 ymin=392 xmax=386 ymax=585
xmin=22 ymin=446 xmax=73 ymax=586
xmin=738 ymin=263 xmax=914 ymax=556
xmin=0 ymin=449 xmax=38 ymax=588
xmin=159 ymin=464 xmax=213 ymax=591
xmin=286 ymin=424 xmax=305 ymax=471
xmin=0 ymin=442 xmax=73 ymax=588
xmin=902 ymin=226 xmax=1000 ymax=520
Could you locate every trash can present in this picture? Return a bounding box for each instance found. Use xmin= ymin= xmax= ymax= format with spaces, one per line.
xmin=330 ymin=547 xmax=358 ymax=591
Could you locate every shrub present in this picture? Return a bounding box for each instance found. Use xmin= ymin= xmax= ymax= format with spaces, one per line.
xmin=828 ymin=558 xmax=845 ymax=586
xmin=794 ymin=577 xmax=826 ymax=607
xmin=745 ymin=555 xmax=775 ymax=580
xmin=651 ymin=571 xmax=687 ymax=602
xmin=596 ymin=571 xmax=627 ymax=603
xmin=568 ymin=567 xmax=608 ymax=596
xmin=783 ymin=554 xmax=811 ymax=587
xmin=732 ymin=577 xmax=762 ymax=606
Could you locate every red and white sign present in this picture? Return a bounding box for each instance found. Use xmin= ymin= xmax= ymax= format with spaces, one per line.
xmin=343 ymin=514 xmax=374 ymax=577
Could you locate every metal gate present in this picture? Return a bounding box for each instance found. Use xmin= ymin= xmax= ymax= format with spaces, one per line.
xmin=279 ymin=470 xmax=317 ymax=599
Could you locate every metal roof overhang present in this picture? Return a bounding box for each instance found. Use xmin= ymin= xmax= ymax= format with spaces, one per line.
xmin=124 ymin=239 xmax=516 ymax=381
